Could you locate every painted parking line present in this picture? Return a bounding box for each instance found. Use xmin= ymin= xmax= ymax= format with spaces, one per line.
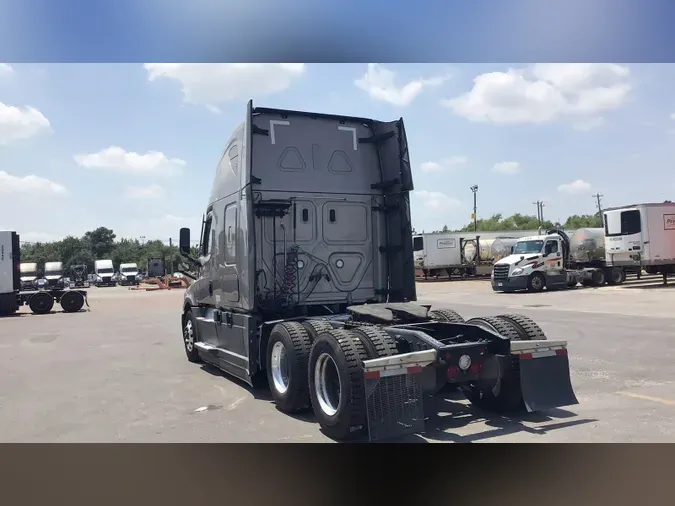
xmin=616 ymin=391 xmax=675 ymax=406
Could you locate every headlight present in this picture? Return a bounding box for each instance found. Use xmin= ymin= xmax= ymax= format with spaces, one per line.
xmin=512 ymin=268 xmax=524 ymax=276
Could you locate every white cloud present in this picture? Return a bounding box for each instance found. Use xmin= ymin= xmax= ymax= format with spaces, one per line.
xmin=355 ymin=63 xmax=449 ymax=106
xmin=0 ymin=64 xmax=12 ymax=74
xmin=492 ymin=161 xmax=520 ymax=175
xmin=419 ymin=156 xmax=467 ymax=173
xmin=0 ymin=171 xmax=67 ymax=196
xmin=670 ymin=112 xmax=675 ymax=120
xmin=0 ymin=102 xmax=51 ymax=144
xmin=74 ymin=146 xmax=186 ymax=175
xmin=558 ymin=179 xmax=591 ymax=194
xmin=413 ymin=190 xmax=461 ymax=212
xmin=442 ymin=63 xmax=631 ymax=127
xmin=125 ymin=184 xmax=165 ymax=200
xmin=574 ymin=116 xmax=605 ymax=131
xmin=144 ymin=63 xmax=305 ymax=111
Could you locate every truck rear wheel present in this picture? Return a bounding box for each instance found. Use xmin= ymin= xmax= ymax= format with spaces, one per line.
xmin=308 ymin=329 xmax=368 ymax=440
xmin=428 ymin=308 xmax=464 ymax=323
xmin=350 ymin=326 xmax=398 ymax=358
xmin=29 ymin=292 xmax=54 ymax=315
xmin=60 ymin=291 xmax=85 ymax=313
xmin=591 ymin=269 xmax=605 ymax=286
xmin=527 ymin=273 xmax=546 ymax=293
xmin=301 ymin=319 xmax=333 ymax=342
xmin=266 ymin=322 xmax=313 ymax=413
xmin=606 ymin=267 xmax=624 ymax=285
xmin=461 ymin=316 xmax=528 ymax=413
xmin=496 ymin=313 xmax=547 ymax=341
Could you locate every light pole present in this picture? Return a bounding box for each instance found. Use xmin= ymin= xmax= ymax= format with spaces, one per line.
xmin=470 ymin=185 xmax=478 ymax=232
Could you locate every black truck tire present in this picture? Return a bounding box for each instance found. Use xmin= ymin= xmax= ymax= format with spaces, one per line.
xmin=266 ymin=322 xmax=314 ymax=413
xmin=29 ymin=292 xmax=54 ymax=315
xmin=606 ymin=267 xmax=624 ymax=285
xmin=591 ymin=269 xmax=606 ymax=286
xmin=182 ymin=310 xmax=202 ymax=363
xmin=60 ymin=291 xmax=85 ymax=313
xmin=461 ymin=316 xmax=528 ymax=413
xmin=301 ymin=319 xmax=334 ymax=342
xmin=308 ymin=328 xmax=368 ymax=440
xmin=350 ymin=326 xmax=398 ymax=359
xmin=495 ymin=313 xmax=547 ymax=341
xmin=527 ymin=272 xmax=546 ymax=293
xmin=428 ymin=308 xmax=464 ymax=323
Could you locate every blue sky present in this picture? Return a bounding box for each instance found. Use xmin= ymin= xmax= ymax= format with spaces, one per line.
xmin=1 ymin=62 xmax=675 ymax=243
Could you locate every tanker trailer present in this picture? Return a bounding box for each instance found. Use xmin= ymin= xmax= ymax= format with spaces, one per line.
xmin=462 ymin=237 xmax=495 ymax=276
xmin=492 ymin=238 xmax=519 ymax=262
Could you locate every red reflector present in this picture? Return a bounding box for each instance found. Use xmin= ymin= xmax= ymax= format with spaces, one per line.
xmin=444 ymin=352 xmax=452 ymax=360
xmin=407 ymin=366 xmax=423 ymax=374
xmin=364 ymin=370 xmax=380 ymax=380
xmin=469 ymin=363 xmax=483 ymax=375
xmin=519 ymin=353 xmax=533 ymax=360
xmin=446 ymin=366 xmax=459 ymax=379
xmin=555 ymin=348 xmax=568 ymax=356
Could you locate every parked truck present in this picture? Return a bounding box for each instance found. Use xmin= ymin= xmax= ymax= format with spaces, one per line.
xmin=44 ymin=261 xmax=66 ymax=288
xmin=176 ymin=101 xmax=578 ymax=442
xmin=69 ymin=264 xmax=89 ymax=288
xmin=118 ymin=262 xmax=139 ymax=286
xmin=147 ymin=258 xmax=165 ymax=278
xmin=492 ymin=228 xmax=626 ymax=293
xmin=94 ymin=259 xmax=116 ymax=287
xmin=19 ymin=262 xmax=39 ymax=290
xmin=0 ymin=231 xmax=87 ymax=315
xmin=604 ymin=202 xmax=675 ymax=284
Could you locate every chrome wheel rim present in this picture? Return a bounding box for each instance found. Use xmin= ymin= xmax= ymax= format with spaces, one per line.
xmin=271 ymin=341 xmax=290 ymax=394
xmin=314 ymin=353 xmax=341 ymax=417
xmin=184 ymin=319 xmax=195 ymax=352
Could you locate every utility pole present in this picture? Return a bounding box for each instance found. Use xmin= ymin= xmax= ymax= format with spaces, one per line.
xmin=539 ymin=201 xmax=545 ymax=223
xmin=470 ymin=185 xmax=478 ymax=232
xmin=592 ymin=193 xmax=603 ymax=218
xmin=533 ymin=201 xmax=542 ymax=226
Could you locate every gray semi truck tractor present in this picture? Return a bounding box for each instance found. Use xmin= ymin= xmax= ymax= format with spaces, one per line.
xmin=177 ymin=101 xmax=578 ymax=441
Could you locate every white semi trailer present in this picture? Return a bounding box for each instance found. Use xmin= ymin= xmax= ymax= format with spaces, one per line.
xmin=604 ymin=202 xmax=675 ymax=284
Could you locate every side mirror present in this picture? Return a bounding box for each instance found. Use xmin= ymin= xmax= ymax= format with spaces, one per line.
xmin=179 ymin=227 xmax=191 ymax=255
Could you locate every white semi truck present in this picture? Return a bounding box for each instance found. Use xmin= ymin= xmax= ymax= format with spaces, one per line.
xmin=604 ymin=202 xmax=675 ymax=284
xmin=19 ymin=262 xmax=39 ymax=290
xmin=94 ymin=259 xmax=116 ymax=287
xmin=44 ymin=261 xmax=66 ymax=288
xmin=118 ymin=262 xmax=139 ymax=286
xmin=492 ymin=228 xmax=626 ymax=293
xmin=0 ymin=231 xmax=87 ymax=315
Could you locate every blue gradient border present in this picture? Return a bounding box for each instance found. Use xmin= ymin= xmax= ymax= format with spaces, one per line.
xmin=1 ymin=0 xmax=675 ymax=62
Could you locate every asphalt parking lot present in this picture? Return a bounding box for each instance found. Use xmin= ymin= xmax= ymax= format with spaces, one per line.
xmin=1 ymin=275 xmax=674 ymax=443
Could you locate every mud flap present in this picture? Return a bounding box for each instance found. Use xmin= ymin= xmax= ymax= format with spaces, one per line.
xmin=519 ymin=353 xmax=579 ymax=412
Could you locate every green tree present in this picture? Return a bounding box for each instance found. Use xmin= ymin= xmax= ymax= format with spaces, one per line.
xmin=562 ymin=214 xmax=603 ymax=229
xmin=84 ymin=227 xmax=116 ymax=259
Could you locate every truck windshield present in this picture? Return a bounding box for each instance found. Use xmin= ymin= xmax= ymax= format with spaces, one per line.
xmin=46 ymin=269 xmax=62 ymax=276
xmin=513 ymin=240 xmax=544 ymax=254
xmin=98 ymin=268 xmax=113 ymax=274
xmin=413 ymin=237 xmax=423 ymax=252
xmin=606 ymin=210 xmax=641 ymax=237
xmin=121 ymin=268 xmax=137 ymax=273
xmin=22 ymin=271 xmax=37 ymax=277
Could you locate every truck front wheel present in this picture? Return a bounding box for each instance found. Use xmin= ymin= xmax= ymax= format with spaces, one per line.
xmin=527 ymin=273 xmax=546 ymax=293
xmin=182 ymin=311 xmax=202 ymax=363
xmin=266 ymin=322 xmax=313 ymax=413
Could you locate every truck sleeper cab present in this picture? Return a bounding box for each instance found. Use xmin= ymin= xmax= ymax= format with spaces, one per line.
xmin=178 ymin=101 xmax=578 ymax=441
